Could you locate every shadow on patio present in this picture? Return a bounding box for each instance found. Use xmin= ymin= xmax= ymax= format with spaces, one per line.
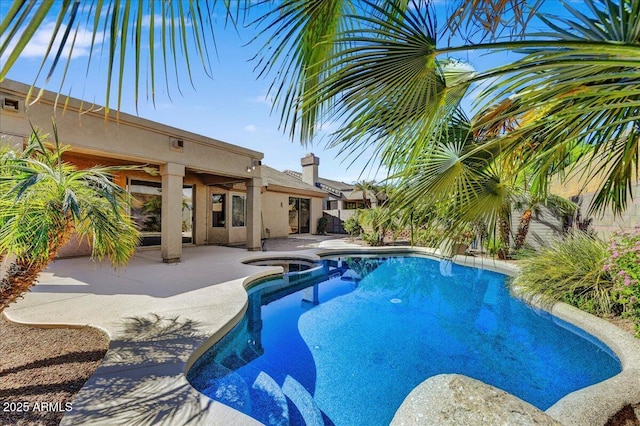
xmin=61 ymin=313 xmax=242 ymax=425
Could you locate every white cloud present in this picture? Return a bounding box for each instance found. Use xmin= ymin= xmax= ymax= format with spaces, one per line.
xmin=9 ymin=21 xmax=105 ymax=61
xmin=142 ymin=12 xmax=193 ymax=29
xmin=251 ymin=93 xmax=274 ymax=106
xmin=244 ymin=124 xmax=257 ymax=132
xmin=316 ymin=120 xmax=338 ymax=133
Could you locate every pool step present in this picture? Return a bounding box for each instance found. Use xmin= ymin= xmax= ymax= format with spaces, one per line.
xmin=251 ymin=372 xmax=290 ymax=426
xmin=248 ymin=372 xmax=325 ymax=426
xmin=282 ymin=375 xmax=324 ymax=426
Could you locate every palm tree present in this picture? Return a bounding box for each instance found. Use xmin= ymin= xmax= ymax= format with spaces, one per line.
xmin=0 ymin=126 xmax=140 ymax=311
xmin=2 ymin=0 xmax=637 ymax=219
xmin=513 ymin=192 xmax=577 ymax=251
xmin=358 ymin=206 xmax=399 ymax=246
xmin=255 ymin=0 xmax=638 ymax=220
xmin=473 ymin=0 xmax=640 ymax=217
xmin=353 ymin=180 xmax=378 ymax=209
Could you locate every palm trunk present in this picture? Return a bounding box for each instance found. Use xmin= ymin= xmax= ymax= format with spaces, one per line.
xmin=499 ymin=218 xmax=511 ymax=259
xmin=0 ymin=258 xmax=48 ymax=311
xmin=514 ymin=209 xmax=532 ymax=250
xmin=0 ymin=219 xmax=72 ymax=312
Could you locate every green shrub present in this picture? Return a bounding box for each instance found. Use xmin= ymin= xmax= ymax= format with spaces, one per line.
xmin=414 ymin=227 xmax=443 ymax=248
xmin=511 ymin=231 xmax=616 ymax=315
xmin=485 ymin=237 xmax=509 ymax=259
xmin=604 ymin=229 xmax=640 ymax=336
xmin=343 ymin=215 xmax=362 ymax=239
xmin=361 ymin=231 xmax=382 ymax=246
xmin=317 ymin=216 xmax=328 ymax=235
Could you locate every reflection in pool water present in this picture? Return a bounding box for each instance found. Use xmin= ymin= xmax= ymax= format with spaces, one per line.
xmin=187 ymin=256 xmax=621 ymax=426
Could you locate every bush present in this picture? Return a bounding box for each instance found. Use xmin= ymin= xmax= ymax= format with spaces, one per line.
xmin=485 ymin=237 xmax=509 ymax=259
xmin=604 ymin=229 xmax=640 ymax=336
xmin=317 ymin=216 xmax=328 ymax=235
xmin=511 ymin=231 xmax=616 ymax=315
xmin=414 ymin=227 xmax=444 ymax=248
xmin=361 ymin=230 xmax=382 ymax=246
xmin=343 ymin=215 xmax=362 ymax=239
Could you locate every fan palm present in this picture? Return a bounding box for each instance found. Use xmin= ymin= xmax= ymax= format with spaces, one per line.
xmin=473 ymin=0 xmax=640 ymax=216
xmin=1 ymin=0 xmax=636 ymax=218
xmin=255 ymin=0 xmax=638 ymax=219
xmin=0 ymin=126 xmax=140 ymax=311
xmin=389 ymin=109 xmax=515 ymax=251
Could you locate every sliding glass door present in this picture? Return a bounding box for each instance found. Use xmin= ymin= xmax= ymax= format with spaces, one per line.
xmin=289 ymin=197 xmax=311 ymax=234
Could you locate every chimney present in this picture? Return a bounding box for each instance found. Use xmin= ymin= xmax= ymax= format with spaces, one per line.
xmin=301 ymin=153 xmax=319 ymax=186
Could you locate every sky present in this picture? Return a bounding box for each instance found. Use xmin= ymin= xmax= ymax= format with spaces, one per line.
xmin=0 ymin=1 xmax=572 ymax=184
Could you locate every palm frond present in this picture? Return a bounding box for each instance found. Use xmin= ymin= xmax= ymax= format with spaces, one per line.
xmin=0 ymin=0 xmax=226 ymax=113
xmin=251 ymin=0 xmax=358 ymax=144
xmin=472 ymin=0 xmax=640 ymax=215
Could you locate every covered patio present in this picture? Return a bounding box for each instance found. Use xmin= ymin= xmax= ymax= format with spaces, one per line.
xmin=0 ymin=79 xmax=265 ymax=262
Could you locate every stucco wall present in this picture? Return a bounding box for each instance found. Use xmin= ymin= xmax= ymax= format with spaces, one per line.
xmin=550 ymin=148 xmax=640 ymax=238
xmin=571 ymin=185 xmax=640 ymax=238
xmin=262 ymin=192 xmax=291 ymax=238
xmin=310 ymin=197 xmax=323 ymax=234
xmin=262 ymin=192 xmax=324 ymax=238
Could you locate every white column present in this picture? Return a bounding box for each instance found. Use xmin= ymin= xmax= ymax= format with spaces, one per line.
xmin=246 ymin=177 xmax=262 ymax=251
xmin=160 ymin=163 xmax=185 ymax=263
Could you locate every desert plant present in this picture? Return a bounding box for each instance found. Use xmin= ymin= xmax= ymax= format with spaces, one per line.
xmin=604 ymin=229 xmax=640 ymax=336
xmin=358 ymin=207 xmax=399 ymax=246
xmin=343 ymin=214 xmax=362 ymax=240
xmin=414 ymin=227 xmax=442 ymax=248
xmin=485 ymin=237 xmax=509 ymax=260
xmin=317 ymin=216 xmax=328 ymax=235
xmin=361 ymin=231 xmax=382 ymax=247
xmin=511 ymin=231 xmax=616 ymax=315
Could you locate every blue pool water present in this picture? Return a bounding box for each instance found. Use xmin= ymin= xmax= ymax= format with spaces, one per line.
xmin=187 ymin=256 xmax=621 ymax=425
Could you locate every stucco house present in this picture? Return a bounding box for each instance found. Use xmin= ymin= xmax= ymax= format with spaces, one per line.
xmin=284 ymin=153 xmax=380 ymax=233
xmin=260 ymin=165 xmax=326 ymax=238
xmin=0 ymin=79 xmax=325 ymax=262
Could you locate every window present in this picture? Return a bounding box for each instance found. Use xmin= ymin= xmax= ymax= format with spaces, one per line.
xmin=212 ymin=194 xmax=225 ymax=227
xmin=129 ymin=179 xmax=162 ymax=232
xmin=232 ymin=195 xmax=246 ymax=227
xmin=128 ymin=179 xmax=162 ymax=246
xmin=182 ymin=186 xmax=193 ymax=243
xmin=345 ymin=201 xmax=366 ymax=210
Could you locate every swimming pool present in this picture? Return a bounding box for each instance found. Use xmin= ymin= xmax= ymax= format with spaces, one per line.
xmin=187 ymin=255 xmax=621 ymax=425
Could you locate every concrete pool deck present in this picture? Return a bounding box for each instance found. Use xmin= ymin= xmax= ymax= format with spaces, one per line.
xmin=3 ymin=240 xmax=640 ymax=425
